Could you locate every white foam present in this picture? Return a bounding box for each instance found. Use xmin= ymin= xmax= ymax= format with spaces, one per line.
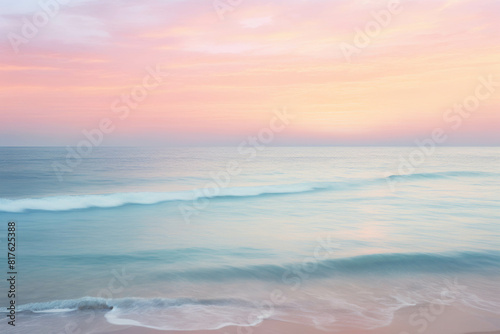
xmin=33 ymin=308 xmax=76 ymax=313
xmin=8 ymin=297 xmax=111 ymax=313
xmin=0 ymin=182 xmax=332 ymax=213
xmin=104 ymin=302 xmax=264 ymax=331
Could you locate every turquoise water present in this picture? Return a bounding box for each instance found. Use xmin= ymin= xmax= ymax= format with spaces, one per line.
xmin=0 ymin=147 xmax=499 ymax=333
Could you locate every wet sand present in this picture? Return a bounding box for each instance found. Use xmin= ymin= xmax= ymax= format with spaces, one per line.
xmin=101 ymin=324 xmax=500 ymax=334
xmin=97 ymin=304 xmax=500 ymax=334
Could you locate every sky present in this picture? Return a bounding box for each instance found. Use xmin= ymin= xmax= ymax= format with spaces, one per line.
xmin=0 ymin=0 xmax=499 ymax=146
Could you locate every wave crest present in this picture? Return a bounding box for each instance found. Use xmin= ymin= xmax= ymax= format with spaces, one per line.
xmin=17 ymin=297 xmax=112 ymax=313
xmin=0 ymin=182 xmax=332 ymax=213
xmin=0 ymin=171 xmax=494 ymax=213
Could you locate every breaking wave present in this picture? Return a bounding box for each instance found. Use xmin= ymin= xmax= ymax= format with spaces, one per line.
xmin=0 ymin=171 xmax=494 ymax=213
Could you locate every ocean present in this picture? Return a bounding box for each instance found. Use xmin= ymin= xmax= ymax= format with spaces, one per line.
xmin=0 ymin=146 xmax=499 ymax=333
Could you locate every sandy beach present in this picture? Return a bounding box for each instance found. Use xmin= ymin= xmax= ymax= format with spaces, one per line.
xmin=100 ymin=322 xmax=500 ymax=334
xmin=95 ymin=304 xmax=500 ymax=334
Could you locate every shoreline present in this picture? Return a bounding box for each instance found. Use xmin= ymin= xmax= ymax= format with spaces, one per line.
xmin=94 ymin=303 xmax=500 ymax=334
xmin=96 ymin=304 xmax=500 ymax=334
xmin=10 ymin=294 xmax=500 ymax=334
xmin=99 ymin=321 xmax=500 ymax=334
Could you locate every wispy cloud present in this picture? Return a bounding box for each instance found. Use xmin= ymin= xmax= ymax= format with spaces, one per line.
xmin=0 ymin=0 xmax=499 ymax=146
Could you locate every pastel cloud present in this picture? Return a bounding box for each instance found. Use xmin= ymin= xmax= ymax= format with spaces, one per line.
xmin=0 ymin=0 xmax=498 ymax=146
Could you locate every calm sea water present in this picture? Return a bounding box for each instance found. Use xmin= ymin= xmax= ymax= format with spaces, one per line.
xmin=0 ymin=147 xmax=499 ymax=333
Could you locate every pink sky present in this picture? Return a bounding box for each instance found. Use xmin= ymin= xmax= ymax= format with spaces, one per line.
xmin=0 ymin=0 xmax=499 ymax=146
